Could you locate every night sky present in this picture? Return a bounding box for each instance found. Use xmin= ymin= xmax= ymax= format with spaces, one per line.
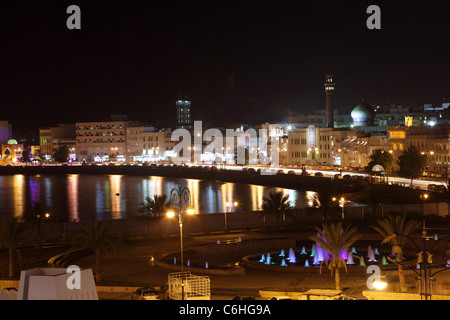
xmin=1 ymin=1 xmax=449 ymax=132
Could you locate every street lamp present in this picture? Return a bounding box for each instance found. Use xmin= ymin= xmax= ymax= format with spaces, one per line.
xmin=166 ymin=184 xmax=195 ymax=300
xmin=387 ymin=222 xmax=450 ymax=300
xmin=333 ymin=197 xmax=346 ymax=219
xmin=421 ymin=193 xmax=429 ymax=216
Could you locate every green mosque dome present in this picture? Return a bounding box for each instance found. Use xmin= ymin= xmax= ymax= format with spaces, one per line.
xmin=351 ymin=100 xmax=375 ymax=126
xmin=7 ymin=139 xmax=18 ymax=145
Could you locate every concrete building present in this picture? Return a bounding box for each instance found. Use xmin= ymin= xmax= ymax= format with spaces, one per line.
xmin=76 ymin=119 xmax=129 ymax=163
xmin=126 ymin=126 xmax=173 ymax=162
xmin=388 ymin=125 xmax=450 ymax=177
xmin=0 ymin=121 xmax=12 ymax=144
xmin=176 ymin=97 xmax=192 ymax=130
xmin=39 ymin=124 xmax=76 ymax=161
xmin=286 ymin=125 xmax=350 ymax=166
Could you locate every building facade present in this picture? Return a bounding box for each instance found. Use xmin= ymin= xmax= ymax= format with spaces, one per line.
xmin=75 ymin=120 xmax=129 ymax=163
xmin=39 ymin=124 xmax=76 ymax=161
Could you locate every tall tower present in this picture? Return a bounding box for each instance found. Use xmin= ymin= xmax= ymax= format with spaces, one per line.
xmin=324 ymin=72 xmax=336 ymax=128
xmin=176 ymin=96 xmax=192 ymax=130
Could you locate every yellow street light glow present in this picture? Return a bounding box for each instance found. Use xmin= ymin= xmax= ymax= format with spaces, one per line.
xmin=373 ymin=280 xmax=387 ymax=290
xmin=234 ymin=201 xmax=238 ymax=207
xmin=166 ymin=211 xmax=175 ymax=218
xmin=186 ymin=207 xmax=195 ymax=215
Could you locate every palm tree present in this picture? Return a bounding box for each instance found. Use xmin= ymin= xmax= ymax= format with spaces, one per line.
xmin=309 ymin=221 xmax=362 ymax=291
xmin=71 ymin=221 xmax=122 ymax=283
xmin=371 ymin=213 xmax=421 ymax=292
xmin=0 ymin=217 xmax=28 ymax=278
xmin=139 ymin=194 xmax=171 ymax=237
xmin=262 ymin=190 xmax=292 ymax=229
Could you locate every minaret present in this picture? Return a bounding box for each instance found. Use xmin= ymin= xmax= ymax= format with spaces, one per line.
xmin=324 ymin=72 xmax=336 ymax=128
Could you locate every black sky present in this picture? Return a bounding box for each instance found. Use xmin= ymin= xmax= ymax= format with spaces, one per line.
xmin=1 ymin=0 xmax=449 ymax=131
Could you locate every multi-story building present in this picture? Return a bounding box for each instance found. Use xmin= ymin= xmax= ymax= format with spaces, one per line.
xmin=0 ymin=121 xmax=12 ymax=144
xmin=341 ymin=131 xmax=390 ymax=170
xmin=176 ymin=97 xmax=192 ymax=130
xmin=286 ymin=125 xmax=350 ymax=166
xmin=39 ymin=124 xmax=76 ymax=161
xmin=75 ymin=119 xmax=129 ymax=163
xmin=388 ymin=125 xmax=450 ymax=177
xmin=126 ymin=126 xmax=172 ymax=162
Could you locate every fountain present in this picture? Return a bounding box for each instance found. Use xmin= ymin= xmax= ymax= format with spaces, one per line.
xmin=313 ymin=252 xmax=320 ymax=265
xmin=374 ymin=248 xmax=379 ymax=255
xmin=241 ymin=241 xmax=414 ymax=271
xmin=435 ymin=234 xmax=438 ymax=241
xmin=347 ymin=252 xmax=354 ymax=265
xmin=360 ymin=256 xmax=366 ymax=266
xmin=205 ymin=262 xmax=209 ymax=269
xmin=368 ymin=246 xmax=377 ymax=262
xmin=351 ymin=247 xmax=357 ymax=254
xmin=310 ymin=244 xmax=315 ymax=257
xmin=174 ymin=257 xmax=177 ymax=265
xmin=217 ymin=240 xmax=221 ymax=245
xmin=187 ymin=259 xmax=190 ymax=267
xmin=288 ymin=248 xmax=296 ymax=263
xmin=316 ymin=243 xmax=324 ymax=262
xmin=301 ymin=246 xmax=307 ymax=254
xmin=238 ymin=237 xmax=242 ymax=242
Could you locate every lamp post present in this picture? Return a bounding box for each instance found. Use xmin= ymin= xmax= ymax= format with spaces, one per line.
xmin=388 ymin=222 xmax=450 ymax=300
xmin=224 ymin=201 xmax=239 ymax=231
xmin=333 ymin=197 xmax=346 ymax=219
xmin=421 ymin=193 xmax=429 ymax=216
xmin=166 ymin=184 xmax=195 ymax=300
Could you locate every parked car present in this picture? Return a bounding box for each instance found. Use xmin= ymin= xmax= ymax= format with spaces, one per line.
xmin=270 ymin=295 xmax=293 ymax=300
xmin=131 ymin=287 xmax=161 ymax=300
xmin=314 ymin=172 xmax=323 ymax=177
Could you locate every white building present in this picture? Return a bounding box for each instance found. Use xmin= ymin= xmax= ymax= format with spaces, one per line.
xmin=76 ymin=119 xmax=129 ymax=163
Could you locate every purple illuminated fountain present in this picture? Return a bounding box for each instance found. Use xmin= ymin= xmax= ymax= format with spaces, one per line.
xmin=288 ymin=248 xmax=296 ymax=263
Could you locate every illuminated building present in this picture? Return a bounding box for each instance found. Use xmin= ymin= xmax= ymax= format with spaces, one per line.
xmin=0 ymin=139 xmax=24 ymax=164
xmin=39 ymin=124 xmax=76 ymax=161
xmin=176 ymin=97 xmax=192 ymax=130
xmin=286 ymin=125 xmax=350 ymax=166
xmin=76 ymin=117 xmax=129 ymax=163
xmin=126 ymin=126 xmax=174 ymax=162
xmin=388 ymin=125 xmax=450 ymax=177
xmin=0 ymin=121 xmax=12 ymax=144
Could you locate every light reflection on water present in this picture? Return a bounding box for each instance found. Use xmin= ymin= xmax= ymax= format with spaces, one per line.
xmin=0 ymin=174 xmax=317 ymax=222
